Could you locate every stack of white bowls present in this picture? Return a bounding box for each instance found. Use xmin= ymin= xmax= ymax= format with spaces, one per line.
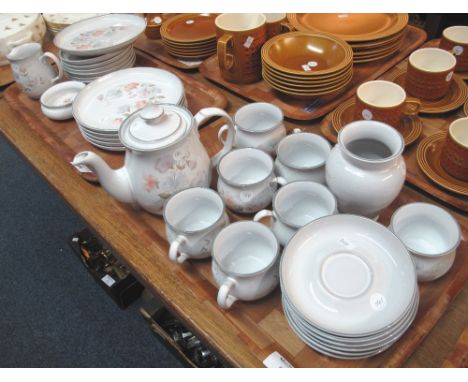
xmin=280 ymin=214 xmax=419 ymax=359
xmin=72 ymin=67 xmax=186 ymax=151
xmin=54 ymin=14 xmax=145 ymax=83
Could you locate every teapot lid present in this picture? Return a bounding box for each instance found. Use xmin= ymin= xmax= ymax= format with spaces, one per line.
xmin=119 ymin=103 xmax=192 ymax=151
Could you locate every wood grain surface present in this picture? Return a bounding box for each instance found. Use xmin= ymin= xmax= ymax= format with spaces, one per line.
xmin=198 ymin=25 xmax=427 ymax=120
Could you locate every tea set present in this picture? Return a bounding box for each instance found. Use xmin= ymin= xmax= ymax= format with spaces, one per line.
xmin=5 ymin=13 xmax=466 ymax=360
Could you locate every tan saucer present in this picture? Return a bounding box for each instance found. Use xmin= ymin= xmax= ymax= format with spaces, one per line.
xmin=457 ymin=70 xmax=468 ymax=81
xmin=464 ymin=100 xmax=468 ymax=116
xmin=331 ymin=97 xmax=422 ymax=146
xmin=417 ymin=132 xmax=468 ymax=196
xmin=387 ymin=67 xmax=468 ymax=114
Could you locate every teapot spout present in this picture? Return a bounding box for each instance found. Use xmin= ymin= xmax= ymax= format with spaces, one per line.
xmin=72 ymin=151 xmax=135 ymax=205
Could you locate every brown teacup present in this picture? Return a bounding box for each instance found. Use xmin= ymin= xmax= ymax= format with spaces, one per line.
xmin=355 ymin=80 xmax=420 ymax=129
xmin=439 ymin=26 xmax=468 ymax=72
xmin=405 ymin=48 xmax=457 ymax=100
xmin=215 ymin=13 xmax=267 ymax=84
xmin=440 ymin=117 xmax=468 ymax=181
xmin=264 ymin=13 xmax=294 ymax=39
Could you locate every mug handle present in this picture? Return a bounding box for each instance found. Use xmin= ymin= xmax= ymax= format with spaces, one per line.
xmin=40 ymin=52 xmax=63 ymax=83
xmin=217 ymin=124 xmax=230 ymax=146
xmin=217 ymin=277 xmax=238 ymax=309
xmin=280 ymin=22 xmax=294 ymax=33
xmin=169 ymin=235 xmax=189 ymax=264
xmin=194 ymin=108 xmax=235 ymax=167
xmin=253 ymin=209 xmax=275 ymax=226
xmin=270 ymin=176 xmax=287 ymax=187
xmin=403 ymin=97 xmax=421 ymax=117
xmin=217 ymin=34 xmax=234 ymax=71
xmin=6 ymin=31 xmax=32 ymax=49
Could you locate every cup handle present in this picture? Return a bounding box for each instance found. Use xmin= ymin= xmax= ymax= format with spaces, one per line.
xmin=40 ymin=52 xmax=63 ymax=83
xmin=270 ymin=176 xmax=287 ymax=187
xmin=217 ymin=34 xmax=234 ymax=71
xmin=6 ymin=31 xmax=32 ymax=49
xmin=403 ymin=97 xmax=421 ymax=117
xmin=194 ymin=108 xmax=235 ymax=167
xmin=253 ymin=209 xmax=275 ymax=226
xmin=217 ymin=277 xmax=238 ymax=309
xmin=280 ymin=22 xmax=294 ymax=33
xmin=217 ymin=124 xmax=229 ymax=146
xmin=169 ymin=235 xmax=188 ymax=264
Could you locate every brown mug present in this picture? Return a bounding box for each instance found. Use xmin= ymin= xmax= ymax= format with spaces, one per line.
xmin=355 ymin=80 xmax=420 ymax=129
xmin=405 ymin=48 xmax=457 ymax=100
xmin=439 ymin=26 xmax=468 ymax=72
xmin=215 ymin=13 xmax=267 ymax=84
xmin=440 ymin=117 xmax=468 ymax=181
xmin=264 ymin=13 xmax=294 ymax=39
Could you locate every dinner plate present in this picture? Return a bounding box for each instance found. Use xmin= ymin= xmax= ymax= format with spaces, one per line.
xmin=73 ymin=67 xmax=185 ymax=132
xmin=60 ymin=44 xmax=132 ymax=65
xmin=61 ymin=46 xmax=134 ymax=71
xmin=287 ymin=14 xmax=408 ymax=43
xmin=54 ymin=14 xmax=145 ymax=56
xmin=65 ymin=53 xmax=136 ymax=80
xmin=63 ymin=50 xmax=135 ymax=75
xmin=161 ymin=13 xmax=217 ymax=43
xmin=280 ymin=214 xmax=416 ymax=336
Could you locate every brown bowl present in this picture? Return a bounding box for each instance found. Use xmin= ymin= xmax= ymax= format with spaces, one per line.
xmin=440 ymin=117 xmax=468 ymax=181
xmin=287 ymin=13 xmax=408 ymax=42
xmin=262 ymin=31 xmax=353 ymax=76
xmin=161 ymin=13 xmax=217 ymax=43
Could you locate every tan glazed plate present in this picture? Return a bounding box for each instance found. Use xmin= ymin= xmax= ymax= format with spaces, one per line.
xmin=331 ymin=97 xmax=422 ymax=146
xmin=387 ymin=67 xmax=468 ymax=114
xmin=287 ymin=14 xmax=408 ymax=42
xmin=464 ymin=100 xmax=468 ymax=116
xmin=161 ymin=13 xmax=217 ymax=42
xmin=417 ymin=132 xmax=468 ymax=196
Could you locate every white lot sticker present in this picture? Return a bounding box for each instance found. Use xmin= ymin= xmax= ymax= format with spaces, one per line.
xmin=152 ymin=16 xmax=162 ymax=24
xmin=453 ymin=45 xmax=464 ymax=56
xmin=263 ymin=351 xmax=294 ymax=368
xmin=302 ymin=64 xmax=312 ymax=71
xmin=243 ymin=36 xmax=254 ymax=49
xmin=101 ymin=274 xmax=116 ymax=287
xmin=307 ymin=61 xmax=318 ymax=67
xmin=185 ymin=19 xmax=194 ymax=25
xmin=362 ymin=109 xmax=373 ymax=120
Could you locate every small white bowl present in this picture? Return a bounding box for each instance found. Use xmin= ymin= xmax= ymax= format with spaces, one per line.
xmin=40 ymin=81 xmax=85 ymax=120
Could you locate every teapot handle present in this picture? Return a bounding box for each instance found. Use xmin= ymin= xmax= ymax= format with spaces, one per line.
xmin=194 ymin=107 xmax=235 ymax=167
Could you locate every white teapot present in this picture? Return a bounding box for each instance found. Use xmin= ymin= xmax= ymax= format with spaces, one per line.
xmin=72 ymin=104 xmax=235 ymax=215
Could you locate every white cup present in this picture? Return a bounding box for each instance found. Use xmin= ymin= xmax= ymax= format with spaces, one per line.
xmin=217 ymin=148 xmax=286 ymax=214
xmin=254 ymin=181 xmax=337 ymax=246
xmin=275 ymin=129 xmax=331 ymax=184
xmin=389 ymin=202 xmax=461 ymax=282
xmin=218 ymin=102 xmax=286 ymax=156
xmin=212 ymin=221 xmax=280 ymax=309
xmin=164 ymin=187 xmax=229 ymax=264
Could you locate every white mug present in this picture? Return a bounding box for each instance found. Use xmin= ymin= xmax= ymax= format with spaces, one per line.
xmin=217 ymin=148 xmax=286 ymax=214
xmin=254 ymin=181 xmax=337 ymax=246
xmin=7 ymin=42 xmax=63 ymax=99
xmin=218 ymin=102 xmax=286 ymax=155
xmin=212 ymin=221 xmax=280 ymax=309
xmin=164 ymin=187 xmax=229 ymax=264
xmin=275 ymin=129 xmax=331 ymax=184
xmin=389 ymin=202 xmax=461 ymax=282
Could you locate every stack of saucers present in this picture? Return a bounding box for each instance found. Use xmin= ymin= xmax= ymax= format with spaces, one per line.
xmin=280 ymin=214 xmax=419 ymax=359
xmin=72 ymin=67 xmax=187 ymax=151
xmin=160 ymin=13 xmax=217 ymax=60
xmin=54 ymin=14 xmax=145 ymax=83
xmin=43 ymin=13 xmax=106 ymax=35
xmin=261 ymin=32 xmax=354 ymax=99
xmin=287 ymin=14 xmax=408 ymax=64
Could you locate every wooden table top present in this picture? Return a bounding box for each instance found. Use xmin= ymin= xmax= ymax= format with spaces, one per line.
xmin=0 ymin=43 xmax=467 ymax=367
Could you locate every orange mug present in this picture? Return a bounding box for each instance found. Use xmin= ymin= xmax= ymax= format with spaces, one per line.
xmin=355 ymin=80 xmax=420 ymax=129
xmin=440 ymin=117 xmax=468 ymax=181
xmin=439 ymin=26 xmax=468 ymax=72
xmin=215 ymin=13 xmax=267 ymax=84
xmin=264 ymin=13 xmax=294 ymax=39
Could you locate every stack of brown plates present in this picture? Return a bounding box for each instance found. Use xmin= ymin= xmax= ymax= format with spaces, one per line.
xmin=160 ymin=13 xmax=217 ymax=60
xmin=261 ymin=31 xmax=353 ymax=98
xmin=287 ymin=14 xmax=408 ymax=63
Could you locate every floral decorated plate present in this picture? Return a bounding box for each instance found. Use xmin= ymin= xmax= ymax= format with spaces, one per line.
xmin=73 ymin=67 xmax=185 ymax=132
xmin=54 ymin=14 xmax=146 ymax=56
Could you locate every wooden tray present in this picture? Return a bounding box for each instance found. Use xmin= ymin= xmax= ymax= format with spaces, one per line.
xmin=320 ymin=41 xmax=468 ymax=213
xmin=1 ymin=49 xmax=228 ymax=168
xmin=199 ymin=25 xmax=427 ymax=121
xmin=3 ymin=85 xmax=467 ymax=367
xmin=0 ymin=64 xmax=14 ymax=89
xmin=134 ymin=35 xmax=207 ymax=70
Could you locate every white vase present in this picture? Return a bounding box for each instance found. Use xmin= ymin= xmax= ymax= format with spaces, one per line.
xmin=325 ymin=120 xmax=406 ymax=219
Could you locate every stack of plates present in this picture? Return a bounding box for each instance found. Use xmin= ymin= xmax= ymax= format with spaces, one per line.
xmin=54 ymin=14 xmax=146 ymax=83
xmin=72 ymin=67 xmax=187 ymax=151
xmin=287 ymin=14 xmax=409 ymax=63
xmin=160 ymin=13 xmax=217 ymax=60
xmin=280 ymin=214 xmax=419 ymax=359
xmin=261 ymin=31 xmax=354 ymax=98
xmin=43 ymin=14 xmax=106 ymax=35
